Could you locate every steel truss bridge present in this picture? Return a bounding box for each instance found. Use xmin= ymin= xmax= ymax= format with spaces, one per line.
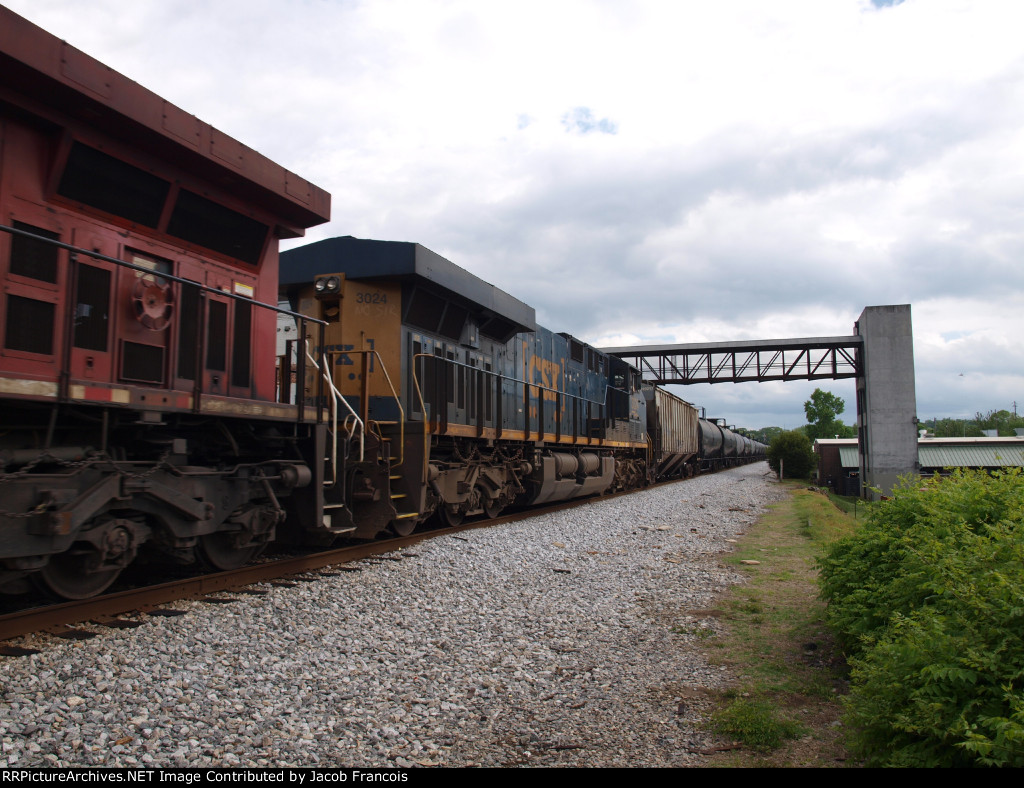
xmin=601 ymin=305 xmax=918 ymax=501
xmin=600 ymin=336 xmax=862 ymax=386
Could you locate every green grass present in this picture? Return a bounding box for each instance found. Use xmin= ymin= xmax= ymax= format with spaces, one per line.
xmin=711 ymin=698 xmax=807 ymax=752
xmin=697 ymin=482 xmax=861 ymax=766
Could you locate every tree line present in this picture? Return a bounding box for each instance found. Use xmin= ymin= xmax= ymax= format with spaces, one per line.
xmin=736 ymin=395 xmax=1024 ymax=446
xmin=734 ymin=388 xmax=855 ymax=446
xmin=922 ymin=408 xmax=1024 ymax=437
xmin=736 ymin=391 xmax=1023 ymax=480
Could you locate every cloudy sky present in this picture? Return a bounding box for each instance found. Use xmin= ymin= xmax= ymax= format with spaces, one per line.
xmin=9 ymin=0 xmax=1023 ymax=428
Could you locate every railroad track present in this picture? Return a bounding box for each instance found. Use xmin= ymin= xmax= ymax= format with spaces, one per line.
xmin=0 ymin=487 xmax=647 ymax=649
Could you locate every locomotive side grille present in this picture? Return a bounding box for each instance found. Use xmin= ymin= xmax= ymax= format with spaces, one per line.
xmin=478 ymin=315 xmax=516 ymax=342
xmin=405 ymin=288 xmax=445 ymax=333
xmin=231 ymin=299 xmax=252 ymax=388
xmin=72 ymin=264 xmax=112 ymax=352
xmin=9 ymin=221 xmax=59 ymax=283
xmin=484 ymin=362 xmax=492 ymax=421
xmin=438 ymin=304 xmax=467 ymax=341
xmin=4 ymin=295 xmax=55 ymax=354
xmin=167 ymin=190 xmax=268 ymax=267
xmin=446 ymin=350 xmax=456 ymax=403
xmin=176 ymin=282 xmax=201 ymax=380
xmin=121 ymin=341 xmax=165 ymax=384
xmin=57 ymin=142 xmax=169 ymax=229
xmin=206 ymin=301 xmax=228 ymax=372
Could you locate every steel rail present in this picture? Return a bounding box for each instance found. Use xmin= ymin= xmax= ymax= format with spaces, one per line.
xmin=0 ymin=476 xmax=700 ymax=644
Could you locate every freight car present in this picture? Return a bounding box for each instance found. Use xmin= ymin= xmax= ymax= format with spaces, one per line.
xmin=0 ymin=9 xmax=764 ymax=600
xmin=642 ymin=386 xmax=765 ymax=477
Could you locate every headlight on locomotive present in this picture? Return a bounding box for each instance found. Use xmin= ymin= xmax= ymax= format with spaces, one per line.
xmin=314 ymin=275 xmax=341 ymax=297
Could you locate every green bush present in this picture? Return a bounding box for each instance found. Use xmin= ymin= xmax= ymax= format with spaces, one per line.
xmin=819 ymin=469 xmax=1024 ymax=766
xmin=766 ymin=429 xmax=816 ymax=479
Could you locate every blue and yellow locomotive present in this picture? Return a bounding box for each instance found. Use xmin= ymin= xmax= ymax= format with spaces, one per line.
xmin=279 ymin=236 xmax=649 ymax=539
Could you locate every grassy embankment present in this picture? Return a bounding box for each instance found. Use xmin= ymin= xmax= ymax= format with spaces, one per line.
xmin=694 ymin=481 xmax=861 ymax=767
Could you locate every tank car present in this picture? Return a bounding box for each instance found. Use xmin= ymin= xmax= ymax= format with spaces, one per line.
xmin=697 ymin=418 xmax=767 ymax=471
xmin=278 ymin=237 xmax=651 ymax=538
xmin=0 ymin=9 xmax=331 ymax=598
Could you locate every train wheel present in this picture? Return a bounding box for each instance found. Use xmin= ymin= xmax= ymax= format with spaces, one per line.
xmin=439 ymin=504 xmax=464 ymax=527
xmin=479 ymin=486 xmax=503 ymax=519
xmin=36 ymin=548 xmax=122 ymax=600
xmin=390 ymin=516 xmax=418 ymax=537
xmin=196 ymin=533 xmax=265 ymax=571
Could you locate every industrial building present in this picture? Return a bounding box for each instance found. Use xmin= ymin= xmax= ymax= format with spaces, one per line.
xmin=815 ymin=434 xmax=1024 ymax=496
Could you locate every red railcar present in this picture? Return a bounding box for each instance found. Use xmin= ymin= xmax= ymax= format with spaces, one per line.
xmin=0 ymin=7 xmax=331 ymax=598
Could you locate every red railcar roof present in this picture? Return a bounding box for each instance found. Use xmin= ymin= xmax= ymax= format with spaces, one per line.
xmin=0 ymin=6 xmax=330 ymax=236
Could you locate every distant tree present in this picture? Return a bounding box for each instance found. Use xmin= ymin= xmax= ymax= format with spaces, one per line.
xmin=928 ymin=418 xmax=983 ymax=438
xmin=975 ymin=409 xmax=1024 ymax=436
xmin=922 ymin=410 xmax=1024 ymax=438
xmin=734 ymin=426 xmax=775 ymax=445
xmin=804 ymin=388 xmax=855 ymax=441
xmin=810 ymin=422 xmax=856 ymax=440
xmin=752 ymin=426 xmax=785 ymax=445
xmin=767 ymin=430 xmax=816 ymax=479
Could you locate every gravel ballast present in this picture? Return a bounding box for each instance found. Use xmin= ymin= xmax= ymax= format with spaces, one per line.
xmin=1 ymin=462 xmax=783 ymax=768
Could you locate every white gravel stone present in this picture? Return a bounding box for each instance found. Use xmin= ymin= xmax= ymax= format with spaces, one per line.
xmin=0 ymin=463 xmax=782 ymax=767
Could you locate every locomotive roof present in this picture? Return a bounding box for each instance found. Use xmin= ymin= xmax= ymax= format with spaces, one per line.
xmin=0 ymin=6 xmax=330 ymax=237
xmin=280 ymin=236 xmax=537 ymax=334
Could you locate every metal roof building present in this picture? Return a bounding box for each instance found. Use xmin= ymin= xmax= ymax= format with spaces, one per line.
xmin=917 ymin=439 xmax=1024 ymax=470
xmin=815 ymin=436 xmax=1024 ymax=496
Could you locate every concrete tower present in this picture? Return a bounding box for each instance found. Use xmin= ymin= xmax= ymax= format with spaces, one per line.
xmin=855 ymin=305 xmax=919 ymax=498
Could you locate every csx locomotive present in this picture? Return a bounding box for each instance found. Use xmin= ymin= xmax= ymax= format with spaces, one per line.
xmin=0 ymin=8 xmax=763 ymax=599
xmin=277 ymin=237 xmax=764 ymax=542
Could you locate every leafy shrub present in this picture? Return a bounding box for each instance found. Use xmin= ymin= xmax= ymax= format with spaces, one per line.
xmin=819 ymin=469 xmax=1024 ymax=766
xmin=767 ymin=429 xmax=816 ymax=479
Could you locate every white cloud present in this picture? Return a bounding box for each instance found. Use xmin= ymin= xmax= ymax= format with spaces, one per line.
xmin=6 ymin=0 xmax=1023 ymax=428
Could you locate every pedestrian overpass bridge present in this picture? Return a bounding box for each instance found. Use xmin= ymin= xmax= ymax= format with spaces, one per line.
xmin=601 ymin=305 xmax=918 ymax=499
